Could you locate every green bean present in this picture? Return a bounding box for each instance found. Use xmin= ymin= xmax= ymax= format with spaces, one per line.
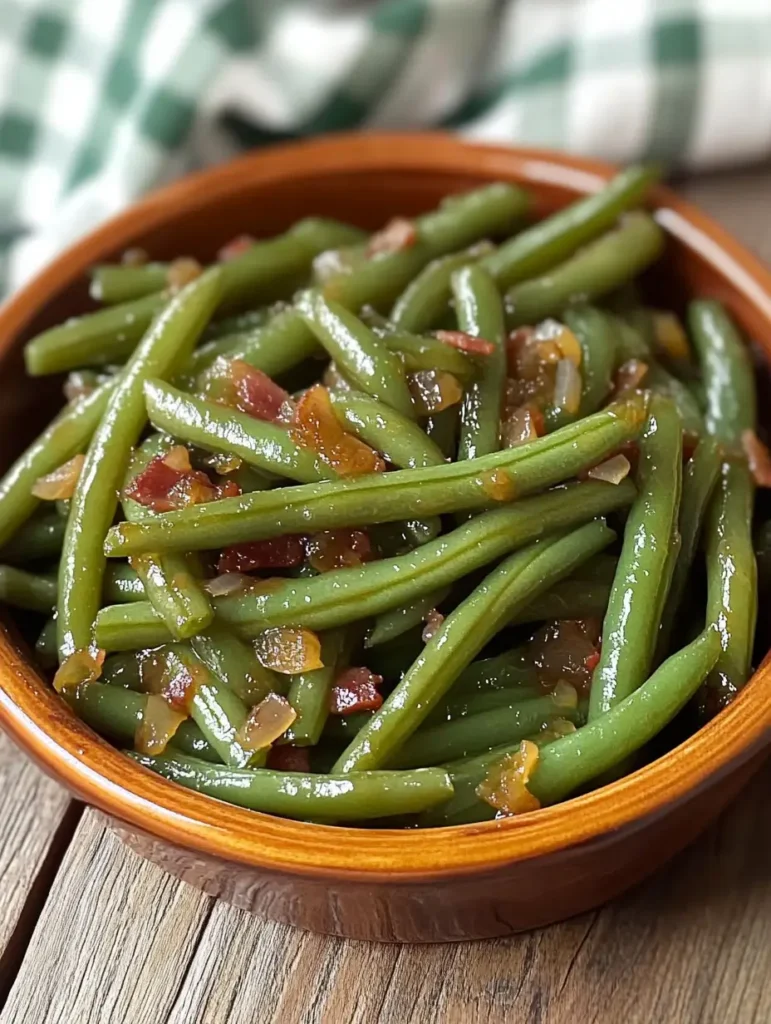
xmin=329 ymin=390 xmax=445 ymax=469
xmin=370 ymin=518 xmax=442 ymax=557
xmin=298 ymin=292 xmax=415 ymax=418
xmin=104 ymin=395 xmax=647 ymax=557
xmin=657 ymin=438 xmax=721 ymax=659
xmin=128 ymin=551 xmax=214 ymax=640
xmin=378 ymin=330 xmax=475 ymax=381
xmin=91 ymin=262 xmax=168 ymax=304
xmin=284 ymin=630 xmax=347 ymax=746
xmin=0 ymin=565 xmax=56 ymax=613
xmin=0 ymin=511 xmax=65 ymax=564
xmin=390 ymin=242 xmax=494 ymax=332
xmin=64 ymin=682 xmax=220 ymax=763
xmin=453 ymin=265 xmax=506 ymax=460
xmin=390 ymin=691 xmax=583 ymax=769
xmin=365 ymin=588 xmax=450 ymax=648
xmin=203 ymin=307 xmax=273 ymax=341
xmin=323 ymin=184 xmax=528 ymax=312
xmin=144 ymin=380 xmax=336 ymax=484
xmin=96 ymin=480 xmax=634 ymax=649
xmin=645 ymin=363 xmax=703 ymax=439
xmin=544 ymin=306 xmax=617 ymax=431
xmin=334 ymin=520 xmax=615 ymax=773
xmin=422 ymin=628 xmax=719 ymax=826
xmin=425 ymin=406 xmax=460 ymax=460
xmin=702 ymin=462 xmax=757 ymax=710
xmin=588 ymin=396 xmax=683 ymax=720
xmin=24 ymin=293 xmax=168 ymax=375
xmin=131 ymin=751 xmax=454 ymax=821
xmin=688 ymin=300 xmax=756 ymax=445
xmin=0 ymin=382 xmax=115 ymax=548
xmin=610 ymin=314 xmax=651 ymax=361
xmin=101 ymin=651 xmax=143 ymax=690
xmin=510 ymin=577 xmax=611 ymax=625
xmin=190 ymin=624 xmax=283 ymax=705
xmin=506 ymin=213 xmax=665 ymax=327
xmin=424 ymin=683 xmax=543 ymax=727
xmin=448 ymin=649 xmax=538 ymax=696
xmin=482 ymin=165 xmax=659 ymax=289
xmin=57 ymin=268 xmax=223 ymax=666
xmin=35 ymin=617 xmax=57 ymax=667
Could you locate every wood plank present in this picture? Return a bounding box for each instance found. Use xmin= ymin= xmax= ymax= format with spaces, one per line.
xmin=0 ymin=811 xmax=212 ymax=1024
xmin=0 ymin=730 xmax=77 ymax=1005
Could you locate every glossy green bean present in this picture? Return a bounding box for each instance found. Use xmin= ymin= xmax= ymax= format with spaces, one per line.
xmin=425 ymin=683 xmax=543 ymax=727
xmin=102 ymin=565 xmax=146 ymax=603
xmin=422 ymin=628 xmax=719 ymax=826
xmin=390 ymin=691 xmax=583 ymax=769
xmin=64 ymin=682 xmax=220 ymax=762
xmin=645 ymin=363 xmax=703 ymax=439
xmin=703 ymin=461 xmax=758 ymax=710
xmin=390 ymin=242 xmax=493 ymax=332
xmin=104 ymin=395 xmax=647 ymax=557
xmin=0 ymin=382 xmax=115 ymax=548
xmin=482 ymin=165 xmax=659 ymax=289
xmin=0 ymin=565 xmax=56 ymax=612
xmin=448 ymin=649 xmax=538 ymax=696
xmin=91 ymin=262 xmax=168 ymax=304
xmin=100 ymin=650 xmax=143 ymax=690
xmin=506 ymin=213 xmax=665 ymax=327
xmin=322 ymin=184 xmax=528 ymax=312
xmin=298 ymin=292 xmax=415 ymax=418
xmin=57 ymin=268 xmax=223 ymax=664
xmin=35 ymin=617 xmax=57 ymax=667
xmin=203 ymin=307 xmax=273 ymax=341
xmin=510 ymin=577 xmax=612 ymax=625
xmin=688 ymin=299 xmax=756 ymax=445
xmin=95 ymin=480 xmax=634 ymax=649
xmin=329 ymin=389 xmax=445 ymax=469
xmin=588 ymin=397 xmax=683 ymax=720
xmin=365 ymin=587 xmax=450 ymax=648
xmin=131 ymin=751 xmax=454 ymax=820
xmin=453 ymin=265 xmax=506 ymax=460
xmin=144 ymin=379 xmax=336 ymax=483
xmin=425 ymin=405 xmax=460 ymax=460
xmin=284 ymin=629 xmax=347 ymax=746
xmin=190 ymin=624 xmax=283 ymax=705
xmin=333 ymin=520 xmax=615 ymax=773
xmin=0 ymin=511 xmax=66 ymax=564
xmin=544 ymin=306 xmax=617 ymax=431
xmin=370 ymin=517 xmax=443 ymax=557
xmin=378 ymin=330 xmax=475 ymax=381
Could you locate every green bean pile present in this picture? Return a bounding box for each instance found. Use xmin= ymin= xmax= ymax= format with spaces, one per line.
xmin=1 ymin=166 xmax=769 ymax=827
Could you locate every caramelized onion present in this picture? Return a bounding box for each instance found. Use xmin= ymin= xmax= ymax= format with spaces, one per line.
xmin=236 ymin=693 xmax=296 ymax=752
xmin=407 ymin=369 xmax=463 ymax=415
xmin=615 ymin=358 xmax=649 ymax=393
xmin=53 ymin=648 xmax=105 ymax=693
xmin=254 ymin=627 xmax=323 ymax=674
xmin=421 ymin=608 xmax=445 ymax=643
xmin=479 ymin=468 xmax=515 ymax=502
xmin=134 ymin=693 xmax=187 ymax=756
xmin=306 ymin=529 xmax=372 ymax=572
xmin=653 ymin=311 xmax=690 ymax=361
xmin=501 ymin=403 xmax=543 ymax=448
xmin=586 ymin=453 xmax=631 ymax=484
xmin=166 ymin=257 xmax=202 ymax=290
xmin=476 ymin=740 xmax=541 ymax=815
xmin=32 ymin=454 xmax=85 ymax=501
xmin=533 ymin=319 xmax=582 ymax=366
xmin=366 ymin=218 xmax=417 ymax=257
xmin=742 ymin=429 xmax=771 ymax=487
xmin=290 ymin=384 xmax=385 ymax=477
xmin=203 ymin=573 xmax=253 ymax=597
xmin=527 ymin=619 xmax=601 ymax=691
xmin=552 ymin=358 xmax=582 ymax=415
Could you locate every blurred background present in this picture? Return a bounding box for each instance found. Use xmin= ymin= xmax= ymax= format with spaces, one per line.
xmin=1 ymin=0 xmax=769 ymax=293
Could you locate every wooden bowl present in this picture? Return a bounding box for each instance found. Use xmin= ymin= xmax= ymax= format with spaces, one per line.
xmin=0 ymin=134 xmax=769 ymax=943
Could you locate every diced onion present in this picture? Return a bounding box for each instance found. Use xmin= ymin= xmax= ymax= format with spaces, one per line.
xmin=653 ymin=312 xmax=690 ymax=361
xmin=421 ymin=608 xmax=445 ymax=643
xmin=254 ymin=627 xmax=323 ymax=674
xmin=32 ymin=454 xmax=86 ymax=500
xmin=162 ymin=445 xmax=192 ymax=472
xmin=53 ymin=648 xmax=105 ymax=693
xmin=742 ymin=429 xmax=771 ymax=487
xmin=552 ymin=358 xmax=582 ymax=415
xmin=407 ymin=369 xmax=463 ymax=415
xmin=534 ymin=319 xmax=582 ymax=366
xmin=203 ymin=573 xmax=252 ymax=597
xmin=587 ymin=453 xmax=631 ymax=484
xmin=290 ymin=385 xmax=385 ymax=477
xmin=134 ymin=694 xmax=187 ymax=756
xmin=615 ymin=359 xmax=649 ymax=393
xmin=476 ymin=741 xmax=541 ymax=815
xmin=501 ymin=404 xmax=542 ymax=448
xmin=166 ymin=257 xmax=202 ymax=290
xmin=236 ymin=693 xmax=296 ymax=752
xmin=366 ymin=218 xmax=417 ymax=257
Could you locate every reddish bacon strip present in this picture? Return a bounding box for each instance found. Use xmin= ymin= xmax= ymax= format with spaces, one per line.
xmin=267 ymin=744 xmax=311 ymax=772
xmin=227 ymin=361 xmax=294 ymax=423
xmin=125 ymin=448 xmax=225 ymax=513
xmin=434 ymin=330 xmax=496 ymax=356
xmin=329 ymin=667 xmax=384 ymax=715
xmin=217 ymin=536 xmax=306 ymax=574
xmin=217 ymin=234 xmax=255 ymax=262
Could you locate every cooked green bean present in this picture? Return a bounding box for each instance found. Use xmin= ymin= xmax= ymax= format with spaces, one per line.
xmin=131 ymin=751 xmax=454 ymax=820
xmin=203 ymin=307 xmax=273 ymax=341
xmin=57 ymin=268 xmax=223 ymax=668
xmin=544 ymin=307 xmax=617 ymax=431
xmin=104 ymin=396 xmax=646 ymax=556
xmin=645 ymin=362 xmax=703 ymax=439
xmin=100 ymin=650 xmax=143 ymax=690
xmin=298 ymin=292 xmax=415 ymax=418
xmin=378 ymin=329 xmax=475 ymax=381
xmin=425 ymin=683 xmax=543 ymax=727
xmin=0 ymin=511 xmax=66 ymax=564
xmin=510 ymin=577 xmax=611 ymax=625
xmin=448 ymin=649 xmax=538 ymax=696
xmin=453 ymin=265 xmax=506 ymax=460
xmin=91 ymin=262 xmax=169 ymax=304
xmin=390 ymin=242 xmax=493 ymax=332
xmin=425 ymin=405 xmax=460 ymax=459
xmin=190 ymin=624 xmax=283 ymax=705
xmin=0 ymin=565 xmax=56 ymax=613
xmin=370 ymin=517 xmax=443 ymax=557
xmin=482 ymin=165 xmax=659 ymax=288
xmin=334 ymin=520 xmax=615 ymax=773
xmin=589 ymin=397 xmax=683 ymax=720
xmin=329 ymin=389 xmax=445 ymax=469
xmin=95 ymin=480 xmax=634 ymax=649
xmin=35 ymin=617 xmax=57 ymax=667
xmin=323 ymin=183 xmax=528 ymax=312
xmin=506 ymin=212 xmax=665 ymax=327
xmin=366 ymin=588 xmax=450 ymax=648
xmin=144 ymin=379 xmax=337 ymax=484
xmin=284 ymin=629 xmax=347 ymax=746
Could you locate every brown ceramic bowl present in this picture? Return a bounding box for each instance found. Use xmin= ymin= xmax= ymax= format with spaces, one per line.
xmin=0 ymin=134 xmax=769 ymax=943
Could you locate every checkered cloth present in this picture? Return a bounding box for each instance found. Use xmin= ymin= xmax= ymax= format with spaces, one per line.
xmin=2 ymin=0 xmax=771 ymax=295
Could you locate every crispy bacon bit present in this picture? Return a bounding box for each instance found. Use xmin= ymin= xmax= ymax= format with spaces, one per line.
xmin=121 ymin=246 xmax=149 ymax=267
xmin=217 ymin=234 xmax=255 ymax=262
xmin=421 ymin=608 xmax=445 ymax=643
xmin=306 ymin=529 xmax=372 ymax=573
xmin=53 ymin=648 xmax=105 ymax=693
xmin=32 ymin=454 xmax=85 ymax=501
xmin=254 ymin=627 xmax=323 ymax=674
xmin=217 ymin=536 xmax=306 ymax=574
xmin=587 ymin=453 xmax=632 ymax=485
xmin=134 ymin=693 xmax=187 ymax=756
xmin=203 ymin=572 xmax=253 ymax=598
xmin=615 ymin=358 xmax=649 ymax=393
xmin=329 ymin=667 xmax=384 ymax=715
xmin=527 ymin=619 xmax=602 ymax=693
xmin=434 ymin=330 xmax=496 ymax=357
xmin=407 ymin=369 xmax=463 ymax=416
xmin=366 ymin=217 xmax=417 ymax=258
xmin=653 ymin=311 xmax=690 ymax=362
xmin=584 ymin=649 xmax=601 ymax=673
xmin=502 ymin=403 xmax=544 ymax=449
xmin=267 ymin=744 xmax=311 ymax=772
xmin=215 ymin=479 xmax=242 ymax=500
xmin=506 ymin=327 xmax=535 ymax=374
xmin=742 ymin=429 xmax=771 ymax=487
xmin=166 ymin=257 xmax=203 ymax=290
xmin=229 ymin=360 xmax=294 ymax=423
xmin=290 ymin=384 xmax=385 ymax=477
xmin=236 ymin=693 xmax=296 ymax=752
xmin=476 ymin=741 xmax=541 ymax=815
xmin=479 ymin=468 xmax=515 ymax=502
xmin=125 ymin=453 xmax=220 ymax=512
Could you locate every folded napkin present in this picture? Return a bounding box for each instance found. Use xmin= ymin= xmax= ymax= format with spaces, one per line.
xmin=2 ymin=0 xmax=770 ymax=293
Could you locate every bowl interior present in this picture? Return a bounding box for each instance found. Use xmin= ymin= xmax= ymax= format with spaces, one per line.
xmin=0 ymin=134 xmax=770 ymax=878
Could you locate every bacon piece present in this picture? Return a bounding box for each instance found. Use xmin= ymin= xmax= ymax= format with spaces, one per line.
xmin=125 ymin=451 xmax=221 ymax=512
xmin=306 ymin=529 xmax=372 ymax=572
xmin=217 ymin=234 xmax=255 ymax=262
xmin=434 ymin=330 xmax=496 ymax=357
xmin=329 ymin=667 xmax=384 ymax=715
xmin=227 ymin=360 xmax=294 ymax=423
xmin=217 ymin=536 xmax=306 ymax=574
xmin=267 ymin=744 xmax=311 ymax=772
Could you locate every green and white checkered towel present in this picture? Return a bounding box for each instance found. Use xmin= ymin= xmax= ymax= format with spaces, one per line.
xmin=2 ymin=0 xmax=770 ymax=295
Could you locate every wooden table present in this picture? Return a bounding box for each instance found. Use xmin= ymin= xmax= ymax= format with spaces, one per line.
xmin=1 ymin=168 xmax=770 ymax=1024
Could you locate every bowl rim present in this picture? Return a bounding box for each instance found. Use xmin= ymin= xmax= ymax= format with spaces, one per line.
xmin=0 ymin=132 xmax=770 ymax=880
